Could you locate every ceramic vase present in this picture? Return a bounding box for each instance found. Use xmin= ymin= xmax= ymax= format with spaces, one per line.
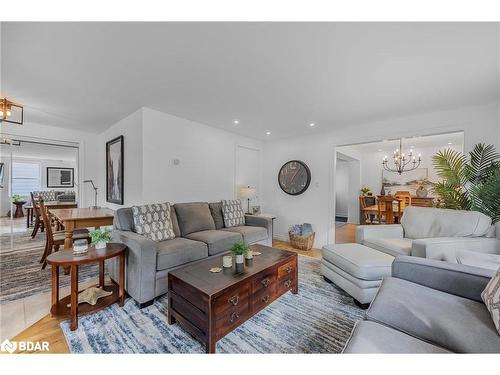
xmin=235 ymin=254 xmax=244 ymax=273
xmin=95 ymin=241 xmax=107 ymax=250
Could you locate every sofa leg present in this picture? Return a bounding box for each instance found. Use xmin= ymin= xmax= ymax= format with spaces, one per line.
xmin=138 ymin=300 xmax=154 ymax=309
xmin=353 ymin=299 xmax=370 ymax=310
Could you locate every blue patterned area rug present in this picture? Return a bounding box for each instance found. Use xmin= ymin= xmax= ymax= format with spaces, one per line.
xmin=61 ymin=255 xmax=364 ymax=353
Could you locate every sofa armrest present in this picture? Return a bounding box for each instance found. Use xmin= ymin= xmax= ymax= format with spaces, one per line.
xmin=456 ymin=250 xmax=500 ymax=271
xmin=355 ymin=224 xmax=403 ymax=244
xmin=245 ymin=215 xmax=273 ymax=240
xmin=411 ymin=237 xmax=500 ymax=262
xmin=111 ymin=230 xmax=158 ymax=304
xmin=392 ymin=256 xmax=495 ymax=302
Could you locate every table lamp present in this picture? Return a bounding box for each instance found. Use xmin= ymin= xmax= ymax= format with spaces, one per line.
xmin=239 ymin=186 xmax=256 ymax=214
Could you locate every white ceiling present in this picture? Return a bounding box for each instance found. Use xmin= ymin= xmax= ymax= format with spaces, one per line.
xmin=2 ymin=23 xmax=499 ymax=140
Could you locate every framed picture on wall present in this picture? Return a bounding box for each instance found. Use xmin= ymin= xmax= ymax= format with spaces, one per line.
xmin=382 ymin=168 xmax=429 ymax=196
xmin=47 ymin=167 xmax=74 ymax=188
xmin=106 ymin=135 xmax=124 ymax=205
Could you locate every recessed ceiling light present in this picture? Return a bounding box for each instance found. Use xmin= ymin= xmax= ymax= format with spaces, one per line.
xmin=447 ymin=142 xmax=453 ymax=145
xmin=377 ymin=149 xmax=383 ymax=152
xmin=233 ymin=119 xmax=239 ymax=125
xmin=266 ymin=131 xmax=271 ymax=136
xmin=309 ymin=122 xmax=316 ymax=127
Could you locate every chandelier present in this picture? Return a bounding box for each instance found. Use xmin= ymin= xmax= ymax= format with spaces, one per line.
xmin=382 ymin=138 xmax=421 ymax=175
xmin=0 ymin=98 xmax=24 ymax=125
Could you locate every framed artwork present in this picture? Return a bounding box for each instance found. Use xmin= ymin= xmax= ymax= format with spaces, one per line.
xmin=106 ymin=135 xmax=124 ymax=205
xmin=382 ymin=168 xmax=430 ymax=196
xmin=251 ymin=205 xmax=261 ymax=215
xmin=47 ymin=167 xmax=74 ymax=188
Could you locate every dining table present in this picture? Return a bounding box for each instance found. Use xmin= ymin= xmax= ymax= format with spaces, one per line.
xmin=25 ymin=201 xmax=78 ymax=228
xmin=49 ymin=208 xmax=115 ymax=249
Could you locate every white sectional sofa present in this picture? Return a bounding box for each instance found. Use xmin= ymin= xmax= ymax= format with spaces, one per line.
xmin=322 ymin=206 xmax=500 ymax=306
xmin=356 ymin=206 xmax=500 ymax=263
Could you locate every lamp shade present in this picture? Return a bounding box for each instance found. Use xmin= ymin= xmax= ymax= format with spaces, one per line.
xmin=240 ymin=186 xmax=256 ymax=199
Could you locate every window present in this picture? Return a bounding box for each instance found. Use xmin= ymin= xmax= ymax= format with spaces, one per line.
xmin=12 ymin=161 xmax=41 ymax=197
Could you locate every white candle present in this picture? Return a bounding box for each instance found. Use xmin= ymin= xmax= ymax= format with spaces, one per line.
xmin=223 ymin=255 xmax=232 ymax=268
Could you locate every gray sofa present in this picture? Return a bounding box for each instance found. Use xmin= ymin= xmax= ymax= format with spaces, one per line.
xmin=109 ymin=201 xmax=273 ymax=307
xmin=343 ymin=256 xmax=500 ymax=353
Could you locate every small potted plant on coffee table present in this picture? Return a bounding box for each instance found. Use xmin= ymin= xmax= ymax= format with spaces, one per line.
xmin=90 ymin=228 xmax=112 ymax=250
xmin=230 ymin=240 xmax=250 ymax=273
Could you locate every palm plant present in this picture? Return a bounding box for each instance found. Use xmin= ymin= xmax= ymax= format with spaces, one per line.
xmin=432 ymin=143 xmax=500 ymax=223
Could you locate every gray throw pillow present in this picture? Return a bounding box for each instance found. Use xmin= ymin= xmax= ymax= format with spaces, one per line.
xmin=174 ymin=202 xmax=216 ymax=236
xmin=209 ymin=202 xmax=225 ymax=229
xmin=222 ymin=199 xmax=246 ymax=228
xmin=132 ymin=202 xmax=176 ymax=241
xmin=481 ymin=267 xmax=500 ymax=335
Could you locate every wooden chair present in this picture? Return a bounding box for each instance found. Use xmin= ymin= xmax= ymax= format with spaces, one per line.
xmin=377 ymin=196 xmax=402 ymax=224
xmin=394 ymin=191 xmax=412 ymax=210
xmin=30 ymin=192 xmax=45 ymax=238
xmin=39 ymin=198 xmax=91 ymax=269
xmin=359 ymin=196 xmax=380 ymax=224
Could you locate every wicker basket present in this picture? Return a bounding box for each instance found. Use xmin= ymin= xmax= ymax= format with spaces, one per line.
xmin=288 ymin=231 xmax=315 ymax=251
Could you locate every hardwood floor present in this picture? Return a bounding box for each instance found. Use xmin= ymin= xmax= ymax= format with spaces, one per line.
xmin=7 ymin=224 xmax=357 ymax=354
xmin=335 ymin=223 xmax=357 ymax=244
xmin=11 ymin=315 xmax=70 ymax=354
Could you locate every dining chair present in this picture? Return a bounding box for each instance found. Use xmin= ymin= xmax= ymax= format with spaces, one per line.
xmin=377 ymin=196 xmax=402 ymax=224
xmin=30 ymin=192 xmax=45 ymax=238
xmin=39 ymin=198 xmax=91 ymax=269
xmin=394 ymin=191 xmax=412 ymax=210
xmin=359 ymin=196 xmax=379 ymax=224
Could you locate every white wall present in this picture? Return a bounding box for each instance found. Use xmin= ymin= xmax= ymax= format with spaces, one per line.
xmin=262 ymin=102 xmax=500 ymax=247
xmin=95 ymin=107 xmax=263 ymax=208
xmin=338 ymin=143 xmax=463 ymax=198
xmin=235 ymin=145 xmax=262 ymax=211
xmin=97 ymin=109 xmax=143 ymax=210
xmin=142 ymin=108 xmax=263 ymax=204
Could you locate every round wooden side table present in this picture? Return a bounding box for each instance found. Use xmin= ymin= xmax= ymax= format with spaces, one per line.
xmin=46 ymin=243 xmax=127 ymax=331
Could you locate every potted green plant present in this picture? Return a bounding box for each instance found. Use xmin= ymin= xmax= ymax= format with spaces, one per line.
xmin=360 ymin=186 xmax=371 ymax=196
xmin=432 ymin=143 xmax=500 ymax=223
xmin=12 ymin=194 xmax=22 ymax=202
xmin=90 ymin=228 xmax=112 ymax=249
xmin=230 ymin=240 xmax=250 ymax=273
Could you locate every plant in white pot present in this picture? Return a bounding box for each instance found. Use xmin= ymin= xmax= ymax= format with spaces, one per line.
xmin=230 ymin=240 xmax=250 ymax=273
xmin=90 ymin=228 xmax=112 ymax=249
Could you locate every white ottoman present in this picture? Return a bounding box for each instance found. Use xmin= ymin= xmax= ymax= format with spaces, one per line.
xmin=321 ymin=243 xmax=394 ymax=307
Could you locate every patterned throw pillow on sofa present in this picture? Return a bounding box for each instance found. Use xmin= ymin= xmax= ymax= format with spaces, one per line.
xmin=221 ymin=199 xmax=246 ymax=228
xmin=132 ymin=202 xmax=176 ymax=241
xmin=482 ymin=266 xmax=500 ymax=335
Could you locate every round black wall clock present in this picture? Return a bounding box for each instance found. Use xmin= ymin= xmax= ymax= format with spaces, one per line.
xmin=278 ymin=160 xmax=311 ymax=195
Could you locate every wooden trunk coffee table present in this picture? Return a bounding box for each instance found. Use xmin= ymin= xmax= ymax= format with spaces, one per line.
xmin=46 ymin=243 xmax=126 ymax=331
xmin=167 ymin=244 xmax=298 ymax=353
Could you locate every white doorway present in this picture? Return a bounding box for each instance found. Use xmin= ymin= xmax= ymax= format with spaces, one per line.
xmin=335 ymin=152 xmax=361 ymax=226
